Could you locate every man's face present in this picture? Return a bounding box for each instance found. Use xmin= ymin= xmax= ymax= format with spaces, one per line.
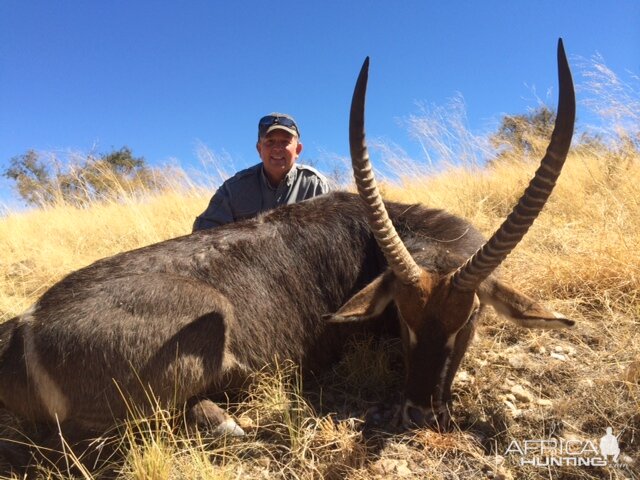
xmin=257 ymin=130 xmax=303 ymax=186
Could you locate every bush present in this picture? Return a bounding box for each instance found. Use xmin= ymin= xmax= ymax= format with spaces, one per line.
xmin=3 ymin=147 xmax=168 ymax=207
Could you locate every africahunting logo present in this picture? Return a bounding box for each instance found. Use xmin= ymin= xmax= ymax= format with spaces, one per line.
xmin=505 ymin=427 xmax=622 ymax=467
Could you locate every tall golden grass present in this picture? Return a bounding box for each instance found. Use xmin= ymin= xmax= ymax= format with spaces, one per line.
xmin=0 ymin=61 xmax=638 ymax=478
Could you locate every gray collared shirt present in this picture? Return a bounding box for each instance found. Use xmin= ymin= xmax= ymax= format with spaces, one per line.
xmin=193 ymin=163 xmax=331 ymax=231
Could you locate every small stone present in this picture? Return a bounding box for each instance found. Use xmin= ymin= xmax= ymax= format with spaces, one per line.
xmin=508 ymin=354 xmax=526 ymax=369
xmin=621 ymin=454 xmax=633 ymax=463
xmin=238 ymin=415 xmax=255 ymax=429
xmin=562 ymin=433 xmax=587 ymax=443
xmin=536 ymin=398 xmax=553 ymax=407
xmin=550 ymin=352 xmax=566 ymax=361
xmin=503 ymin=399 xmax=522 ymax=417
xmin=257 ymin=457 xmax=271 ymax=469
xmin=510 ymin=384 xmax=534 ymax=403
xmin=554 ymin=345 xmax=564 ymax=353
xmin=581 ymin=378 xmax=594 ymax=388
xmin=378 ymin=459 xmax=396 ymax=474
xmin=376 ymin=458 xmax=412 ymax=477
xmin=456 ymin=370 xmax=473 ymax=383
xmin=395 ymin=460 xmax=412 ymax=477
xmin=624 ymin=359 xmax=640 ymax=383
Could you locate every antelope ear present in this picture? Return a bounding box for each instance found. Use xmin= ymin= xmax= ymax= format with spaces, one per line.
xmin=324 ymin=271 xmax=396 ymax=323
xmin=478 ymin=278 xmax=575 ymax=329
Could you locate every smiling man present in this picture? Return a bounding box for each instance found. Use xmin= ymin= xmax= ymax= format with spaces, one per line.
xmin=193 ymin=113 xmax=331 ymax=231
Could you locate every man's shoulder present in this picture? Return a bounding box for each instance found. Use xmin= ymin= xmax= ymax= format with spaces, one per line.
xmin=295 ymin=163 xmax=329 ymax=181
xmin=222 ymin=164 xmax=262 ymax=187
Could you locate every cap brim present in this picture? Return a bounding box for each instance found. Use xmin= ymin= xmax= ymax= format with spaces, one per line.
xmin=264 ymin=125 xmax=299 ymax=137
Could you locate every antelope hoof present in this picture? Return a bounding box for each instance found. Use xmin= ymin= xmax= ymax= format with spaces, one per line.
xmin=402 ymin=402 xmax=451 ymax=432
xmin=186 ymin=398 xmax=245 ymax=437
xmin=214 ymin=418 xmax=245 ymax=437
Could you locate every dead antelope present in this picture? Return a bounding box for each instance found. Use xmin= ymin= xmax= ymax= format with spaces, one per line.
xmin=0 ymin=39 xmax=574 ymax=471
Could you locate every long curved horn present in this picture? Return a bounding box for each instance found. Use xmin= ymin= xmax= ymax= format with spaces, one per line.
xmin=350 ymin=57 xmax=423 ymax=285
xmin=451 ymin=39 xmax=576 ymax=292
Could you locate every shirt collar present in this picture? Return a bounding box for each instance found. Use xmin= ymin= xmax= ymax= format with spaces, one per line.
xmin=260 ymin=164 xmax=299 ymax=191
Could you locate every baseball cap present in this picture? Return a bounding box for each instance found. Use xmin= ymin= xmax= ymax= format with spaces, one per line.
xmin=258 ymin=113 xmax=300 ymax=139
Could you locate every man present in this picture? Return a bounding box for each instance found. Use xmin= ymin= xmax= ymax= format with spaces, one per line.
xmin=193 ymin=113 xmax=331 ymax=231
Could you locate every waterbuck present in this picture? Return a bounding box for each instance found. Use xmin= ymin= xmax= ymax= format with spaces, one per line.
xmin=0 ymin=40 xmax=574 ymax=457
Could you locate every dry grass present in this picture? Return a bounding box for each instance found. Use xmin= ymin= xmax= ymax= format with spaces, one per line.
xmin=0 ymin=186 xmax=206 ymax=319
xmin=1 ymin=63 xmax=639 ymax=479
xmin=2 ymin=140 xmax=638 ymax=478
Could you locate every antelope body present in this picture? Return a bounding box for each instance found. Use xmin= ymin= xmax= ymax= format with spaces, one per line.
xmin=0 ymin=40 xmax=575 ymax=447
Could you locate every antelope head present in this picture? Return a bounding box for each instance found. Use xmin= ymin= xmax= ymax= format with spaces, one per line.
xmin=331 ymin=40 xmax=576 ymax=430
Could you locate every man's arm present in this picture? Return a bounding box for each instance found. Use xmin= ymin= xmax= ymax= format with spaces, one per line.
xmin=293 ymin=165 xmax=333 ymax=201
xmin=192 ymin=185 xmax=234 ymax=232
xmin=306 ymin=171 xmax=332 ymax=199
xmin=317 ymin=176 xmax=332 ymax=195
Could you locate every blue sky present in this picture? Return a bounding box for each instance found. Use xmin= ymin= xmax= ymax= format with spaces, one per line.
xmin=1 ymin=1 xmax=638 ymax=208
